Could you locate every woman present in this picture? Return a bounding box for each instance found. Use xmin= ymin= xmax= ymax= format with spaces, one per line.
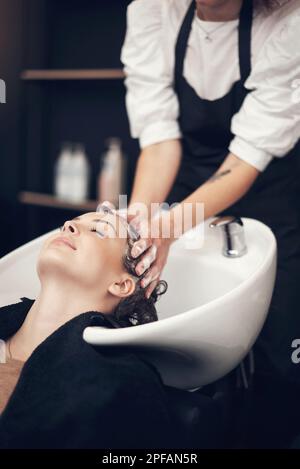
xmin=0 ymin=207 xmax=172 ymax=449
xmin=122 ymin=0 xmax=300 ymax=447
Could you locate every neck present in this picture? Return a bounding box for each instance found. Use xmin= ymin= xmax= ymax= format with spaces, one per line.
xmin=196 ymin=0 xmax=243 ymax=21
xmin=8 ymin=279 xmax=108 ymax=362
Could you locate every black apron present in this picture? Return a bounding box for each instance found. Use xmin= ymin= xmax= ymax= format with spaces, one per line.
xmin=166 ymin=0 xmax=300 ymax=386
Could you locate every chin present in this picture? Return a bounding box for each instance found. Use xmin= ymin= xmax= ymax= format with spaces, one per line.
xmin=37 ymin=250 xmax=73 ymax=281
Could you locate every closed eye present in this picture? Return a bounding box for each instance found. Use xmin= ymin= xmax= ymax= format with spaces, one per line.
xmin=59 ymin=218 xmax=117 ymax=238
xmin=90 ymin=219 xmax=117 ymax=239
xmin=91 ymin=225 xmax=106 ymax=238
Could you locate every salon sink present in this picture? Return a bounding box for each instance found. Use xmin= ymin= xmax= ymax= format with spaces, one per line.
xmin=0 ymin=217 xmax=276 ymax=390
xmin=84 ymin=217 xmax=277 ymax=389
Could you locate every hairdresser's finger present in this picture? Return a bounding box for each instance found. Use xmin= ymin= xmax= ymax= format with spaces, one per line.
xmin=145 ymin=277 xmax=160 ymax=299
xmin=130 ymin=216 xmax=149 ymax=238
xmin=139 ymin=244 xmax=157 ymax=268
xmin=135 ymin=244 xmax=157 ymax=276
xmin=135 ymin=253 xmax=151 ymax=276
xmin=131 ymin=238 xmax=152 ymax=260
xmin=141 ymin=266 xmax=160 ymax=289
xmin=99 ymin=200 xmax=116 ymax=211
xmin=116 ymin=207 xmax=127 ymax=219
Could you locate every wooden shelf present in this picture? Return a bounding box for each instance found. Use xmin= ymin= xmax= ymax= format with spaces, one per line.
xmin=19 ymin=191 xmax=99 ymax=211
xmin=20 ymin=69 xmax=125 ymax=81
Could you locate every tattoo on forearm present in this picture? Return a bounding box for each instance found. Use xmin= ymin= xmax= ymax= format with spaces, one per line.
xmin=208 ymin=169 xmax=231 ymax=183
xmin=207 ymin=160 xmax=240 ymax=184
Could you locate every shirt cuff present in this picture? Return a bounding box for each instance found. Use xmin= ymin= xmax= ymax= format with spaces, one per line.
xmin=139 ymin=120 xmax=182 ymax=149
xmin=229 ymin=137 xmax=273 ymax=172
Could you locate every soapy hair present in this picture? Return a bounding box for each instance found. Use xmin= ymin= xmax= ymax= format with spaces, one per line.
xmin=112 ymin=235 xmax=168 ymax=328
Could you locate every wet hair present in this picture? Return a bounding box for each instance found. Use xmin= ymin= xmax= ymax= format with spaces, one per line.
xmin=112 ymin=231 xmax=168 ymax=328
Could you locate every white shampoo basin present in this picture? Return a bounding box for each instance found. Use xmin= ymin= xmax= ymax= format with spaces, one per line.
xmin=0 ymin=217 xmax=277 ymax=390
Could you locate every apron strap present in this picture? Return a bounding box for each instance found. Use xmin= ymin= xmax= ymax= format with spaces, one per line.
xmin=239 ymin=0 xmax=253 ymax=84
xmin=175 ymin=0 xmax=253 ymax=88
xmin=174 ymin=0 xmax=195 ymax=89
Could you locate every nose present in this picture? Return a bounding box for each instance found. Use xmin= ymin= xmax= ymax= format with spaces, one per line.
xmin=62 ymin=220 xmax=80 ymax=236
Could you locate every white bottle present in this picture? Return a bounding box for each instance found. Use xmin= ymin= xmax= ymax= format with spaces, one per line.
xmin=54 ymin=143 xmax=73 ymax=200
xmin=69 ymin=143 xmax=90 ymax=203
xmin=98 ymin=138 xmax=124 ymax=207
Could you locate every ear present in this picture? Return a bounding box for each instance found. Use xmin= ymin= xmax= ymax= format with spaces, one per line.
xmin=107 ymin=275 xmax=136 ymax=299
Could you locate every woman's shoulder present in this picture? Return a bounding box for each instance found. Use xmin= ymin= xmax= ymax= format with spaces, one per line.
xmin=276 ymin=0 xmax=300 ymax=37
xmin=126 ymin=0 xmax=191 ymax=31
xmin=0 ymin=298 xmax=33 ymax=341
xmin=276 ymin=0 xmax=300 ymax=19
xmin=89 ymin=345 xmax=162 ymax=383
xmin=252 ymin=0 xmax=300 ymax=71
xmin=123 ymin=0 xmax=191 ymax=74
xmin=72 ymin=343 xmax=164 ymax=400
xmin=259 ymin=0 xmax=300 ymax=37
xmin=127 ymin=0 xmax=190 ymax=14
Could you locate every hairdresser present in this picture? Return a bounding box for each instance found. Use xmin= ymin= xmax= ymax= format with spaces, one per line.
xmin=121 ymin=0 xmax=300 ymax=448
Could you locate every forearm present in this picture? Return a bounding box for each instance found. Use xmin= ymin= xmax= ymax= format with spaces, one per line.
xmin=169 ymin=152 xmax=260 ymax=238
xmin=129 ymin=139 xmax=182 ymax=216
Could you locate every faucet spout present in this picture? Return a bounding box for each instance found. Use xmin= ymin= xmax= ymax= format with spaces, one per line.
xmin=209 ymin=216 xmax=247 ymax=258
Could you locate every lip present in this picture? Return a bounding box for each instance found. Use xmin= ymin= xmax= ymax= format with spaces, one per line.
xmin=51 ymin=237 xmax=77 ymax=251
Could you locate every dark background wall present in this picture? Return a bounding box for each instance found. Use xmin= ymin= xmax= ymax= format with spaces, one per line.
xmin=0 ymin=0 xmax=139 ymax=258
xmin=0 ymin=0 xmax=24 ymax=257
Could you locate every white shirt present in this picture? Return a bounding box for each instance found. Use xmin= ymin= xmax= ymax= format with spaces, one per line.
xmin=121 ymin=0 xmax=300 ymax=171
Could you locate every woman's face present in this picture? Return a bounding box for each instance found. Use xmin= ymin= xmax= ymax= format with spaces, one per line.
xmin=37 ymin=211 xmax=133 ymax=296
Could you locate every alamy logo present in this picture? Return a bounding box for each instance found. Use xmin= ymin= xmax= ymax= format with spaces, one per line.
xmin=0 ymin=79 xmax=6 ymax=103
xmin=291 ymin=338 xmax=300 ymax=364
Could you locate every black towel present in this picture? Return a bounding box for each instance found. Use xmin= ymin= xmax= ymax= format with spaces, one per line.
xmin=0 ymin=298 xmax=174 ymax=448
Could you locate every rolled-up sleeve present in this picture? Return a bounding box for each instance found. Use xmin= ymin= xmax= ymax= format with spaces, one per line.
xmin=121 ymin=0 xmax=181 ymax=149
xmin=229 ymin=9 xmax=300 ymax=172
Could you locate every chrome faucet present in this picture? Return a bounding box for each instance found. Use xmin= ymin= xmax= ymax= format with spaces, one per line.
xmin=209 ymin=215 xmax=247 ymax=258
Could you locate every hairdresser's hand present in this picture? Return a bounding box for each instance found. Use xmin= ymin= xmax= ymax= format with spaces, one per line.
xmin=128 ymin=212 xmax=174 ymax=298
